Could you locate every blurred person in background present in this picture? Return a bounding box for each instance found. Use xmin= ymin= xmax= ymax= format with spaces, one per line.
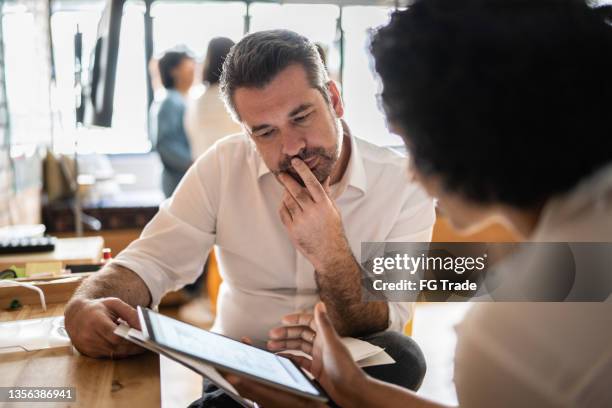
xmin=185 ymin=37 xmax=241 ymax=160
xmin=153 ymin=49 xmax=195 ymax=197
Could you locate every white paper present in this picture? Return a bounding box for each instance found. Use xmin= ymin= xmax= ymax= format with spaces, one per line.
xmin=356 ymin=350 xmax=396 ymax=367
xmin=0 ymin=316 xmax=70 ymax=353
xmin=342 ymin=337 xmax=387 ymax=362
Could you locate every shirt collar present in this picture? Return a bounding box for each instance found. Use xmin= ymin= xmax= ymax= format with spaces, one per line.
xmin=255 ymin=120 xmax=368 ymax=195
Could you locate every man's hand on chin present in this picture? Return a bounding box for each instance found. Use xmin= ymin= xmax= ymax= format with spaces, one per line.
xmin=277 ymin=157 xmax=352 ymax=272
xmin=276 ymin=158 xmax=384 ymax=337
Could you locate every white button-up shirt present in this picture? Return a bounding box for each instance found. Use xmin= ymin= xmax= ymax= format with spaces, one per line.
xmin=113 ymin=132 xmax=435 ymax=344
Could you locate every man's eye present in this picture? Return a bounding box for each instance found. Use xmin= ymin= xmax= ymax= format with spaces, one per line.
xmin=258 ymin=129 xmax=275 ymax=138
xmin=294 ymin=112 xmax=311 ymax=123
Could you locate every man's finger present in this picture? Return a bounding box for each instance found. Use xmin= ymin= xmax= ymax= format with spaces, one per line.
xmin=97 ymin=318 xmax=143 ymax=356
xmin=291 ymin=158 xmax=326 ymax=203
xmin=281 ymin=312 xmax=315 ymax=330
xmin=75 ymin=334 xmax=115 ymax=358
xmin=267 ymin=339 xmax=313 ymax=354
xmin=323 ymin=177 xmax=331 ymax=196
xmin=102 ymin=298 xmax=141 ymax=329
xmin=279 ymin=173 xmax=314 ymax=208
xmin=269 ymin=326 xmax=316 ymax=343
xmin=99 ymin=329 xmax=144 ymax=358
xmin=283 ymin=192 xmax=302 ymax=218
xmin=279 ymin=202 xmax=292 ymax=224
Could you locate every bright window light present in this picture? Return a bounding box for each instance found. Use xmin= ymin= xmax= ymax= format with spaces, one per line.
xmin=343 ymin=6 xmax=403 ymax=147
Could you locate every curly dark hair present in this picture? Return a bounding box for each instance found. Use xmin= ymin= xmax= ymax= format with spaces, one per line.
xmin=371 ymin=0 xmax=612 ymax=208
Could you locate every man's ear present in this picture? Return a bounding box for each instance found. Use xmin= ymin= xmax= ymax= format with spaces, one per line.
xmin=326 ymin=80 xmax=344 ymax=118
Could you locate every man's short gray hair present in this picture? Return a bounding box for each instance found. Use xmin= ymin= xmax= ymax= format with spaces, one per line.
xmin=220 ymin=30 xmax=330 ymax=121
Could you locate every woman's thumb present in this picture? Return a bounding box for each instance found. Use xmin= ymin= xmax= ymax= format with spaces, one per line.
xmin=315 ymin=302 xmax=339 ymax=345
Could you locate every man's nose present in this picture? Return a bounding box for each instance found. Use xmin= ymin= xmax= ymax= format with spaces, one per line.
xmin=281 ymin=130 xmax=306 ymax=157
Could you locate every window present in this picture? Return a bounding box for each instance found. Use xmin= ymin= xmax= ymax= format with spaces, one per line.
xmin=3 ymin=3 xmax=53 ymax=146
xmin=42 ymin=1 xmax=402 ymax=153
xmin=50 ymin=4 xmax=103 ymax=151
xmin=343 ymin=6 xmax=402 ymax=147
xmin=250 ymin=3 xmax=341 ymax=82
xmin=152 ymin=2 xmax=245 ymax=56
xmin=151 ymin=1 xmax=245 ymax=97
xmin=51 ymin=2 xmax=148 ymax=154
xmin=111 ymin=2 xmax=148 ymax=152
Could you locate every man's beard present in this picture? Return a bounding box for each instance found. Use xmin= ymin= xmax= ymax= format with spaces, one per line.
xmin=275 ymin=144 xmax=339 ymax=187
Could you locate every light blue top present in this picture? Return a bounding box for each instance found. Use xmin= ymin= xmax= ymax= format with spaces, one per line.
xmin=152 ymin=89 xmax=192 ymax=197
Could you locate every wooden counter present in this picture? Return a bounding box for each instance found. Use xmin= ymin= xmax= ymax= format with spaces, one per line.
xmin=0 ymin=303 xmax=161 ymax=408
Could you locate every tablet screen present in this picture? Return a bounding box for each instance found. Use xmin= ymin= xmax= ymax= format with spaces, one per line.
xmin=146 ymin=310 xmax=322 ymax=398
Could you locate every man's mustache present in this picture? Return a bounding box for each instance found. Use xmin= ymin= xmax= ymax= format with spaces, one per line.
xmin=277 ymin=148 xmax=334 ymax=173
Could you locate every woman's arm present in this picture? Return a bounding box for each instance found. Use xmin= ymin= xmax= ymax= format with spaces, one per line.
xmin=352 ymin=376 xmax=457 ymax=408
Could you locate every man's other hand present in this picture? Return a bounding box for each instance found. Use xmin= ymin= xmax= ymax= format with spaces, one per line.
xmin=267 ymin=312 xmax=316 ymax=355
xmin=64 ymin=297 xmax=145 ymax=359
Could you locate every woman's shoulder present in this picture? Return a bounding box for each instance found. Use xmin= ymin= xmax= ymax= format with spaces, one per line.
xmin=454 ymin=302 xmax=612 ymax=407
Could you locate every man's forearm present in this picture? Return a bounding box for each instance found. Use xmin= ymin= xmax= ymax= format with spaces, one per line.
xmin=316 ymin=252 xmax=389 ymax=337
xmin=70 ymin=263 xmax=151 ymax=308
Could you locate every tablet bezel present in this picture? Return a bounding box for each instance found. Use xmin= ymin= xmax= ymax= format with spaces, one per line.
xmin=139 ymin=307 xmax=328 ymax=403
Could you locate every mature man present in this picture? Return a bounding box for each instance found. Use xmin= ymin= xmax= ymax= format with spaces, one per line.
xmin=64 ymin=30 xmax=435 ymax=404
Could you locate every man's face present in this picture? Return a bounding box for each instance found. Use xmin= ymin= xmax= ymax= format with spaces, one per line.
xmin=233 ymin=64 xmax=344 ymax=186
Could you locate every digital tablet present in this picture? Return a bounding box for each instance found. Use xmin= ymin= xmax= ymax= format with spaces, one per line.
xmin=138 ymin=307 xmax=328 ymax=403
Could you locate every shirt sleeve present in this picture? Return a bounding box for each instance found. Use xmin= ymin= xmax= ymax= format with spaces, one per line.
xmin=111 ymin=147 xmax=220 ymax=307
xmin=385 ymin=182 xmax=436 ymax=332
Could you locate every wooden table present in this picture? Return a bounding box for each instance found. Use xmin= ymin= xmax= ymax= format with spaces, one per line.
xmin=0 ymin=303 xmax=160 ymax=407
